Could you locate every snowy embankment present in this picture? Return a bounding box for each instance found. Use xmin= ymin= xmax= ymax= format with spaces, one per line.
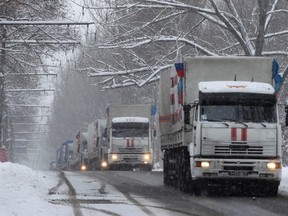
xmin=0 ymin=162 xmax=288 ymax=216
xmin=279 ymin=166 xmax=288 ymax=195
xmin=0 ymin=162 xmax=73 ymax=216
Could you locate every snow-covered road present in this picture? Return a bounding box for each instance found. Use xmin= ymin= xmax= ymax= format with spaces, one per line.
xmin=1 ymin=162 xmax=288 ymax=216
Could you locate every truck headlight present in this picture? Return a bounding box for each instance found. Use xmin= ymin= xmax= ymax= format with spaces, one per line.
xmin=195 ymin=161 xmax=210 ymax=168
xmin=80 ymin=164 xmax=87 ymax=171
xmin=201 ymin=161 xmax=210 ymax=168
xmin=111 ymin=154 xmax=118 ymax=160
xmin=101 ymin=161 xmax=108 ymax=168
xmin=267 ymin=162 xmax=281 ymax=170
xmin=144 ymin=154 xmax=150 ymax=160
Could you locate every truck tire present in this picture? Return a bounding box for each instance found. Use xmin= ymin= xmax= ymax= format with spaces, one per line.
xmin=177 ymin=149 xmax=192 ymax=193
xmin=163 ymin=150 xmax=170 ymax=186
xmin=163 ymin=150 xmax=176 ymax=186
xmin=265 ymin=182 xmax=279 ymax=197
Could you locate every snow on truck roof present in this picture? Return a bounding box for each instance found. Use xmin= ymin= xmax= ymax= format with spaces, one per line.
xmin=198 ymin=81 xmax=275 ymax=94
xmin=112 ymin=117 xmax=149 ymax=123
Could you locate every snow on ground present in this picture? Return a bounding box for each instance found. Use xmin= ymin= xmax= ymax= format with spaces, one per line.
xmin=0 ymin=162 xmax=73 ymax=216
xmin=1 ymin=162 xmax=288 ymax=216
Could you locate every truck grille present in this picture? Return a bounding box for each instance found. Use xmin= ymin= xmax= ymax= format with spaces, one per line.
xmin=118 ymin=148 xmax=144 ymax=153
xmin=215 ymin=145 xmax=263 ymax=155
xmin=202 ymin=142 xmax=276 ymax=156
xmin=123 ymin=157 xmax=138 ymax=162
xmin=201 ymin=127 xmax=277 ymax=157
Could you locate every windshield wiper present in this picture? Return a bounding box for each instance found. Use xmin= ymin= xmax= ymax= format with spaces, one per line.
xmin=221 ymin=118 xmax=248 ymax=128
xmin=205 ymin=119 xmax=229 ymax=127
xmin=254 ymin=121 xmax=267 ymax=128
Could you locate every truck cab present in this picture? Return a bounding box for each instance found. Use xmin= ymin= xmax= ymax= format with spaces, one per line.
xmin=188 ymin=81 xmax=281 ymax=195
xmin=108 ymin=116 xmax=153 ymax=170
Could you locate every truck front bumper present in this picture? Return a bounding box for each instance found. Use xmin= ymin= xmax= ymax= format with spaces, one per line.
xmin=190 ymin=158 xmax=282 ymax=182
xmin=108 ymin=153 xmax=153 ymax=166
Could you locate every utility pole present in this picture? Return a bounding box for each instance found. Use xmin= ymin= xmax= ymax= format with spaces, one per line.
xmin=0 ymin=20 xmax=93 ymax=150
xmin=0 ymin=26 xmax=6 ymax=148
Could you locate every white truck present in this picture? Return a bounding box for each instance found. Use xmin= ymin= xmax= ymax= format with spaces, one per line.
xmin=106 ymin=104 xmax=155 ymax=171
xmin=86 ymin=119 xmax=108 ymax=170
xmin=159 ymin=56 xmax=282 ymax=196
xmin=69 ymin=129 xmax=88 ymax=171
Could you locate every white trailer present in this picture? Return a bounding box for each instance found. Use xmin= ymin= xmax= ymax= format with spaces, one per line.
xmin=106 ymin=104 xmax=154 ymax=171
xmin=159 ymin=56 xmax=282 ymax=196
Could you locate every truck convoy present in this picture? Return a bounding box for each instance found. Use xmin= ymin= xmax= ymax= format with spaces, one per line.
xmin=159 ymin=56 xmax=282 ymax=196
xmin=56 ymin=104 xmax=155 ymax=171
xmin=106 ymin=104 xmax=155 ymax=170
xmin=57 ymin=121 xmax=107 ymax=171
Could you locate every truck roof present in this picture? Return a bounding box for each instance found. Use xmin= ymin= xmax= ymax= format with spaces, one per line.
xmin=199 ymin=81 xmax=275 ymax=94
xmin=112 ymin=117 xmax=149 ymax=123
xmin=184 ymin=56 xmax=275 ymax=104
xmin=106 ymin=104 xmax=152 ymax=128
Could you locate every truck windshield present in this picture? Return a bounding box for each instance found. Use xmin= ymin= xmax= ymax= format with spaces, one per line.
xmin=200 ymin=104 xmax=276 ymax=123
xmin=199 ymin=92 xmax=277 ymax=123
xmin=112 ymin=122 xmax=149 ymax=137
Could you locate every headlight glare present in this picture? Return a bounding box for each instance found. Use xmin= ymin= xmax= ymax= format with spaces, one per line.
xmin=144 ymin=154 xmax=150 ymax=160
xmin=201 ymin=161 xmax=210 ymax=168
xmin=101 ymin=161 xmax=108 ymax=167
xmin=111 ymin=154 xmax=118 ymax=160
xmin=267 ymin=162 xmax=280 ymax=170
xmin=80 ymin=164 xmax=87 ymax=171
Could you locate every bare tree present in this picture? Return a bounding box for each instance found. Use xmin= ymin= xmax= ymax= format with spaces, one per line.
xmin=80 ymin=0 xmax=288 ymax=89
xmin=0 ymin=0 xmax=90 ymax=163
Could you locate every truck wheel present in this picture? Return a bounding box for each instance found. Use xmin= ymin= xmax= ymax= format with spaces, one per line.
xmin=265 ymin=183 xmax=279 ymax=196
xmin=178 ymin=169 xmax=191 ymax=193
xmin=163 ymin=151 xmax=169 ymax=186
xmin=178 ymin=149 xmax=191 ymax=193
xmin=163 ymin=150 xmax=172 ymax=186
xmin=192 ymin=181 xmax=201 ymax=196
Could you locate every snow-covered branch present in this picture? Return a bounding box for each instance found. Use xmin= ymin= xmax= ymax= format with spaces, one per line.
xmin=81 ymin=0 xmax=288 ymax=89
xmin=4 ymin=40 xmax=81 ymax=44
xmin=89 ymin=65 xmax=162 ymax=77
xmin=98 ymin=35 xmax=218 ymax=56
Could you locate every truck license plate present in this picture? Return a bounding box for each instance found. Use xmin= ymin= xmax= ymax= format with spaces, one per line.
xmin=229 ymin=171 xmax=247 ymax=176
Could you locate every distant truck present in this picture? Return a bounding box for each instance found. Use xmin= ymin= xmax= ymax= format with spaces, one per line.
xmin=86 ymin=119 xmax=108 ymax=170
xmin=106 ymin=104 xmax=155 ymax=171
xmin=69 ymin=130 xmax=89 ymax=171
xmin=55 ymin=140 xmax=73 ymax=170
xmin=159 ymin=56 xmax=282 ymax=196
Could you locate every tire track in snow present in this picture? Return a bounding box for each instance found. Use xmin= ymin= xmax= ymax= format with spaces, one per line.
xmin=61 ymin=171 xmax=83 ymax=216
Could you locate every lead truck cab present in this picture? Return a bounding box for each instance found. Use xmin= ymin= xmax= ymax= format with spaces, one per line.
xmin=189 ymin=81 xmax=281 ymax=195
xmin=106 ymin=104 xmax=154 ymax=171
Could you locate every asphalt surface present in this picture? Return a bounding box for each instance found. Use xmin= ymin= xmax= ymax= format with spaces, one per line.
xmin=60 ymin=171 xmax=288 ymax=216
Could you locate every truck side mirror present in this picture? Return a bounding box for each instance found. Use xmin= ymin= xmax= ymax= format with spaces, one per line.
xmin=103 ymin=128 xmax=107 ymax=138
xmin=183 ymin=104 xmax=192 ymax=125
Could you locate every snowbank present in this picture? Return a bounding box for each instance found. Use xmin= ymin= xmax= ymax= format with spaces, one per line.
xmin=0 ymin=162 xmax=72 ymax=216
